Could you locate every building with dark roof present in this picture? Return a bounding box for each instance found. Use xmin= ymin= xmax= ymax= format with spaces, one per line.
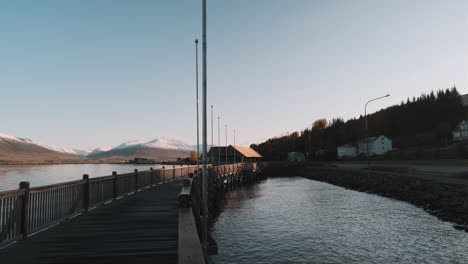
xmin=207 ymin=145 xmax=262 ymax=164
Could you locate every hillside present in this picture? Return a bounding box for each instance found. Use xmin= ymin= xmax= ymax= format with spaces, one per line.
xmin=0 ymin=133 xmax=87 ymax=164
xmin=87 ymin=138 xmax=194 ymax=162
xmin=252 ymin=87 xmax=467 ymax=160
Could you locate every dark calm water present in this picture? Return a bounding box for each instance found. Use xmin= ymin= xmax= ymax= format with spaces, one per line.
xmin=0 ymin=164 xmax=168 ymax=191
xmin=209 ymin=177 xmax=468 ymax=264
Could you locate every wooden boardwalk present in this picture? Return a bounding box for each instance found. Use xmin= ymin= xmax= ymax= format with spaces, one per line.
xmin=0 ymin=180 xmax=182 ymax=264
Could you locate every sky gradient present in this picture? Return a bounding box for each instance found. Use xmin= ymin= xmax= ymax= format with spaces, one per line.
xmin=1 ymin=0 xmax=467 ymax=150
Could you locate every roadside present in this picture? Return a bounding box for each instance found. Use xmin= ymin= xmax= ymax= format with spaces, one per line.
xmin=332 ymin=159 xmax=468 ymax=172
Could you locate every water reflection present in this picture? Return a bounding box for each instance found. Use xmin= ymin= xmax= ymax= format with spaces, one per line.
xmin=210 ymin=177 xmax=468 ymax=264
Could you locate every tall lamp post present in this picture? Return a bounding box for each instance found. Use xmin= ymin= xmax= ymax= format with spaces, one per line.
xmin=225 ymin=124 xmax=228 ymax=164
xmin=195 ymin=39 xmax=199 ymax=169
xmin=201 ymin=0 xmax=208 ymax=252
xmin=233 ymin=129 xmax=236 ymax=163
xmin=211 ymin=105 xmax=213 ymax=164
xmin=365 ymin=94 xmax=390 ymax=168
xmin=218 ymin=116 xmax=220 ymax=165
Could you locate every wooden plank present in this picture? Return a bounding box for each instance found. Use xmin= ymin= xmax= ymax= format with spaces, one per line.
xmin=178 ymin=208 xmax=206 ymax=264
xmin=0 ymin=181 xmax=182 ymax=264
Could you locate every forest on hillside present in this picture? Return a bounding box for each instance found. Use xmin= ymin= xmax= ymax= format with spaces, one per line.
xmin=251 ymin=87 xmax=467 ymax=160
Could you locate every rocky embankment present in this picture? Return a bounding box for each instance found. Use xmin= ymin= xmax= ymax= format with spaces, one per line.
xmin=264 ymin=164 xmax=468 ymax=232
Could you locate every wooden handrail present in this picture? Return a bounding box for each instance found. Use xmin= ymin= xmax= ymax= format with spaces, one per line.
xmin=178 ymin=207 xmax=206 ymax=264
xmin=0 ymin=165 xmax=198 ymax=248
xmin=0 ymin=189 xmax=25 ymax=198
xmin=177 ymin=171 xmax=206 ymax=264
xmin=29 ymin=179 xmax=84 ymax=191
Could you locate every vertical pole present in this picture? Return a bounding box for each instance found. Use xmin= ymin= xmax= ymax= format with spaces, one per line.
xmin=19 ymin=181 xmax=30 ymax=240
xmin=225 ymin=124 xmax=228 ymax=164
xmin=233 ymin=129 xmax=236 ymax=163
xmin=364 ymin=94 xmax=389 ymax=169
xmin=218 ymin=116 xmax=220 ymax=165
xmin=134 ymin=169 xmax=139 ymax=191
xmin=162 ymin=166 xmax=165 ymax=182
xmin=83 ymin=174 xmax=89 ymax=211
xmin=112 ymin=171 xmax=118 ymax=199
xmin=211 ymin=105 xmax=214 ymax=164
xmin=365 ymin=105 xmax=369 ymax=169
xmin=201 ymin=0 xmax=208 ymax=252
xmin=173 ymin=165 xmax=176 ymax=180
xmin=150 ymin=167 xmax=154 ymax=186
xmin=195 ymin=39 xmax=200 ymax=169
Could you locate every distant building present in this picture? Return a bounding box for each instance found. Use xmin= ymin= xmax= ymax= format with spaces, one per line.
xmin=358 ymin=135 xmax=392 ymax=156
xmin=207 ymin=145 xmax=262 ymax=164
xmin=453 ymin=120 xmax=468 ymax=141
xmin=461 ymin=94 xmax=468 ymax=107
xmin=128 ymin=157 xmax=156 ymax=164
xmin=337 ymin=144 xmax=357 ymax=159
xmin=288 ymin=152 xmax=305 ymax=162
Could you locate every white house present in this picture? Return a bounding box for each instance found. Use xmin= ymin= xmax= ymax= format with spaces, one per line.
xmin=337 ymin=144 xmax=357 ymax=159
xmin=453 ymin=120 xmax=468 ymax=141
xmin=461 ymin=94 xmax=468 ymax=107
xmin=358 ymin=135 xmax=392 ymax=156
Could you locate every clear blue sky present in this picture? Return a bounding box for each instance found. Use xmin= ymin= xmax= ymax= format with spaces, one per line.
xmin=1 ymin=0 xmax=467 ymax=149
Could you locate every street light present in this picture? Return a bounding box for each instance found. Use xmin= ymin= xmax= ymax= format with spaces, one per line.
xmin=233 ymin=129 xmax=236 ymax=163
xmin=365 ymin=94 xmax=390 ymax=168
xmin=211 ymin=105 xmax=213 ymax=164
xmin=225 ymin=124 xmax=228 ymax=164
xmin=218 ymin=116 xmax=220 ymax=165
xmin=201 ymin=0 xmax=208 ymax=252
xmin=195 ymin=39 xmax=199 ymax=169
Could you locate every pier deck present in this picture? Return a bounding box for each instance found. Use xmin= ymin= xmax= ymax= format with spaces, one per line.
xmin=0 ymin=180 xmax=181 ymax=264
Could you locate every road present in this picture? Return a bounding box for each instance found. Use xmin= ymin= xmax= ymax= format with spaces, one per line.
xmin=333 ymin=163 xmax=468 ymax=174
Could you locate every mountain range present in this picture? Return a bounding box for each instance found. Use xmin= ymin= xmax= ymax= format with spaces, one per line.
xmin=0 ymin=133 xmax=196 ymax=164
xmin=0 ymin=133 xmax=85 ymax=164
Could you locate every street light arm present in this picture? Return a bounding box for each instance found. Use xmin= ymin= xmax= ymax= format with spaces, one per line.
xmin=365 ymin=94 xmax=390 ymax=112
xmin=364 ymin=93 xmax=390 ymax=169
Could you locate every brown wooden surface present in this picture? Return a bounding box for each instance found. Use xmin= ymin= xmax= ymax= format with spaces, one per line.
xmin=178 ymin=207 xmax=205 ymax=264
xmin=0 ymin=180 xmax=182 ymax=264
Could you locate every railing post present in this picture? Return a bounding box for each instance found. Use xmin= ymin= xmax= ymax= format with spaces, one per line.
xmin=112 ymin=171 xmax=118 ymax=199
xmin=150 ymin=167 xmax=154 ymax=186
xmin=19 ymin=181 xmax=30 ymax=240
xmin=83 ymin=174 xmax=90 ymax=212
xmin=134 ymin=169 xmax=139 ymax=191
xmin=162 ymin=166 xmax=165 ymax=182
xmin=173 ymin=165 xmax=176 ymax=180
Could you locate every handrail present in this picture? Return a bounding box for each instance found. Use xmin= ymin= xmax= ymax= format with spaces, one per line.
xmin=178 ymin=174 xmax=206 ymax=264
xmin=0 ymin=165 xmax=198 ymax=248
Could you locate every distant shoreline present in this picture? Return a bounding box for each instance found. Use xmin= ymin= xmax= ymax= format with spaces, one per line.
xmin=0 ymin=161 xmax=194 ymax=166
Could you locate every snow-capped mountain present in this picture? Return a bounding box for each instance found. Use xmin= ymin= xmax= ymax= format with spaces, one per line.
xmin=0 ymin=132 xmax=196 ymax=163
xmin=52 ymin=148 xmax=93 ymax=156
xmin=88 ymin=138 xmax=195 ymax=161
xmin=113 ymin=138 xmax=194 ymax=152
xmin=0 ymin=133 xmax=92 ymax=156
xmin=88 ymin=147 xmax=112 ymax=156
xmin=0 ymin=132 xmax=85 ymax=164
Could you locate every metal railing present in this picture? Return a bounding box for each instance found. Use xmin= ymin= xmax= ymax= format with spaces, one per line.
xmin=0 ymin=165 xmax=198 ymax=248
